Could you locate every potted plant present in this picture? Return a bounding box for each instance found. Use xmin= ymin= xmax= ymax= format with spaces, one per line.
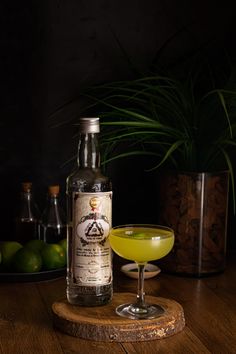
xmin=80 ymin=68 xmax=236 ymax=276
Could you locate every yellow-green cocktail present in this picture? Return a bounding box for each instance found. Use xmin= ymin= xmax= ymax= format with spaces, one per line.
xmin=109 ymin=226 xmax=174 ymax=263
xmin=109 ymin=224 xmax=174 ymax=319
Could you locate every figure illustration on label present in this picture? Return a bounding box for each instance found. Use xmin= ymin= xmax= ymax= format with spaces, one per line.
xmin=77 ymin=197 xmax=109 ymax=246
xmin=73 ymin=193 xmax=112 ymax=286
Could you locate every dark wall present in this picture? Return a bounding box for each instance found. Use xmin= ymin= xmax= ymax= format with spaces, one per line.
xmin=1 ymin=1 xmax=236 ymax=247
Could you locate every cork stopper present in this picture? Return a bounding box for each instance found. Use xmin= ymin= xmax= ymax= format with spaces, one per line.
xmin=22 ymin=182 xmax=32 ymax=192
xmin=79 ymin=117 xmax=100 ymax=134
xmin=48 ymin=185 xmax=60 ymax=196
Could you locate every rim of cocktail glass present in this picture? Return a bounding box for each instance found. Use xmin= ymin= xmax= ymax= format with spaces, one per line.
xmin=110 ymin=224 xmax=174 ymax=238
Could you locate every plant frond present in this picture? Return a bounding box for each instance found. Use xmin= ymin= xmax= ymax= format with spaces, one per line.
xmin=101 ymin=150 xmax=159 ymax=166
xmin=216 ymin=90 xmax=233 ymax=138
xmin=146 ymin=140 xmax=186 ymax=171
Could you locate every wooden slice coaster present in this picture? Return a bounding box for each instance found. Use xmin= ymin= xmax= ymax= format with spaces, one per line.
xmin=52 ymin=292 xmax=185 ymax=342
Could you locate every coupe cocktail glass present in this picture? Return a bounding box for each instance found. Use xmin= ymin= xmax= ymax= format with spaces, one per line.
xmin=109 ymin=224 xmax=174 ymax=320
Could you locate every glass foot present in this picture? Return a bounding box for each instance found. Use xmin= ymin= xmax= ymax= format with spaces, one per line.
xmin=116 ymin=302 xmax=165 ymax=320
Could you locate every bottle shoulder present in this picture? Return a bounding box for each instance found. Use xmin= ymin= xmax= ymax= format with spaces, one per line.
xmin=67 ymin=168 xmax=112 ymax=192
xmin=41 ymin=198 xmax=66 ymax=225
xmin=18 ymin=195 xmax=40 ymax=220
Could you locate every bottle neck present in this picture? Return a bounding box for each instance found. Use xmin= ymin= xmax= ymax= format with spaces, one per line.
xmin=22 ymin=191 xmax=34 ymax=207
xmin=23 ymin=191 xmax=31 ymax=202
xmin=49 ymin=195 xmax=58 ymax=204
xmin=20 ymin=191 xmax=39 ymax=220
xmin=77 ymin=133 xmax=100 ymax=169
xmin=42 ymin=194 xmax=65 ymax=226
xmin=47 ymin=195 xmax=58 ymax=214
xmin=48 ymin=195 xmax=60 ymax=219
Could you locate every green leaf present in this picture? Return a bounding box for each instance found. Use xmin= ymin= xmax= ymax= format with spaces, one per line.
xmin=146 ymin=140 xmax=185 ymax=171
xmin=101 ymin=150 xmax=160 ymax=165
xmin=216 ymin=91 xmax=233 ymax=138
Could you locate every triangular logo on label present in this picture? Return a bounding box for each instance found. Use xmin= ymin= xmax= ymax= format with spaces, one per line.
xmin=85 ymin=221 xmax=104 ymax=237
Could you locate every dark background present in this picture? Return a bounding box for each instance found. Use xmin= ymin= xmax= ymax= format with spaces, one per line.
xmin=1 ymin=1 xmax=236 ymax=249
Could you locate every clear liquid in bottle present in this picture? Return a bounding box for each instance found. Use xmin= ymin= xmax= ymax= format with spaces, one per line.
xmin=66 ymin=117 xmax=113 ymax=306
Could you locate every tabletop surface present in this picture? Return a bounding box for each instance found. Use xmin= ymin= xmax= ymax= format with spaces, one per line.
xmin=0 ymin=253 xmax=235 ymax=354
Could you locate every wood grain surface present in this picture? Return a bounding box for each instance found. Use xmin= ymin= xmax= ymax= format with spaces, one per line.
xmin=0 ymin=253 xmax=235 ymax=353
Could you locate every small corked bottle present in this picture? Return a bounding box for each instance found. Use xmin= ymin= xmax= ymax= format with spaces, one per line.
xmin=15 ymin=182 xmax=40 ymax=243
xmin=40 ymin=185 xmax=66 ymax=244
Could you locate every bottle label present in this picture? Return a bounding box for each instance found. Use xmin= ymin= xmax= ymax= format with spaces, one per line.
xmin=72 ymin=191 xmax=112 ymax=286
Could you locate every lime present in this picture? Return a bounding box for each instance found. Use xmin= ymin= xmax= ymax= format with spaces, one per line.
xmin=132 ymin=232 xmax=146 ymax=239
xmin=41 ymin=243 xmax=66 ymax=270
xmin=12 ymin=247 xmax=42 ymax=273
xmin=0 ymin=250 xmax=2 ymax=264
xmin=58 ymin=238 xmax=67 ymax=253
xmin=25 ymin=239 xmax=46 ymax=252
xmin=0 ymin=241 xmax=23 ymax=269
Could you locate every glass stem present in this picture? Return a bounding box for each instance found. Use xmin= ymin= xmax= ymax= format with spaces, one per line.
xmin=136 ymin=263 xmax=147 ymax=309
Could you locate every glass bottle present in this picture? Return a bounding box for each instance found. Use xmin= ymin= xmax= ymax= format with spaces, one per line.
xmin=15 ymin=182 xmax=40 ymax=243
xmin=66 ymin=117 xmax=113 ymax=306
xmin=40 ymin=185 xmax=66 ymax=243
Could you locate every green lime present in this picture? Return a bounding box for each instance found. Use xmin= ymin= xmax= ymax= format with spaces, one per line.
xmin=132 ymin=232 xmax=146 ymax=239
xmin=0 ymin=241 xmax=23 ymax=269
xmin=41 ymin=243 xmax=66 ymax=270
xmin=58 ymin=238 xmax=67 ymax=253
xmin=12 ymin=247 xmax=42 ymax=273
xmin=25 ymin=239 xmax=46 ymax=252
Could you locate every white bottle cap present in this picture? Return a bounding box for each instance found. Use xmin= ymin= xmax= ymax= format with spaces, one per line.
xmin=79 ymin=117 xmax=100 ymax=133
